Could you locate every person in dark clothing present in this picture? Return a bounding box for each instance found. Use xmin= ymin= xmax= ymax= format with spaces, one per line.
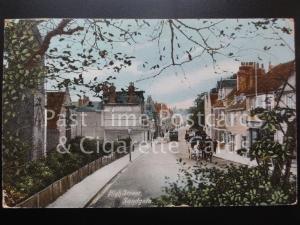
xmin=205 ymin=141 xmax=213 ymax=162
xmin=185 ymin=131 xmax=189 ymax=143
xmin=213 ymin=139 xmax=218 ymax=154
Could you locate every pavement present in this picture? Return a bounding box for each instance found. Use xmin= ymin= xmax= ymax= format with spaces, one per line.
xmin=214 ymin=149 xmax=297 ymax=175
xmin=47 ymin=148 xmax=145 ymax=208
xmin=214 ymin=149 xmax=257 ymax=166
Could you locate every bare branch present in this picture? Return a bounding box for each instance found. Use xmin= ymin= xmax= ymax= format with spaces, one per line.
xmin=25 ymin=19 xmax=83 ymax=68
xmin=169 ymin=20 xmax=176 ymax=65
xmin=135 ymin=49 xmax=205 ymax=83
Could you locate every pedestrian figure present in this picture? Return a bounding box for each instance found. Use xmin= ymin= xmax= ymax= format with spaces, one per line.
xmin=213 ymin=139 xmax=218 ymax=154
xmin=185 ymin=131 xmax=189 ymax=143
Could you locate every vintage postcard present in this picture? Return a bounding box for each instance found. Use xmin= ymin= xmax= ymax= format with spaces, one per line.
xmin=2 ymin=18 xmax=296 ymax=208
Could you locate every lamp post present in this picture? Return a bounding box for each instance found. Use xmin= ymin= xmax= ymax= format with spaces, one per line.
xmin=128 ymin=128 xmax=132 ymax=162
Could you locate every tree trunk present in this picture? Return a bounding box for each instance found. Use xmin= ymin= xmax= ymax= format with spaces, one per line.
xmin=271 ymin=161 xmax=282 ymax=185
xmin=283 ymin=158 xmax=292 ymax=184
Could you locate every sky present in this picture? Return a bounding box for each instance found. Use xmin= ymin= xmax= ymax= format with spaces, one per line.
xmin=39 ymin=19 xmax=295 ymax=109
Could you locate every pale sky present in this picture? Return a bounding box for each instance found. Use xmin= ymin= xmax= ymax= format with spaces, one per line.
xmin=40 ymin=19 xmax=295 ymax=109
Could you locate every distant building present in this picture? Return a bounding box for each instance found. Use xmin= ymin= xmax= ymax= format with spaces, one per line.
xmin=204 ymin=89 xmax=218 ymax=138
xmin=73 ymin=83 xmax=148 ymax=143
xmin=155 ymin=102 xmax=173 ymax=135
xmin=144 ymin=96 xmax=158 ymax=140
xmin=73 ymin=100 xmax=104 ymax=139
xmin=211 ymin=78 xmax=236 ymax=147
xmin=102 ymin=82 xmax=147 ymax=143
xmin=46 ymin=88 xmax=72 ymax=152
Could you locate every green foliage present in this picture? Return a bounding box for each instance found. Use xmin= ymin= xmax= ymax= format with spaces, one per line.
xmin=188 ymin=93 xmax=206 ymax=129
xmin=152 ymin=163 xmax=296 ymax=207
xmin=3 ymin=20 xmax=45 ymax=176
xmin=153 ymin=103 xmax=297 ymax=207
xmin=3 ymin=137 xmax=125 ymax=206
xmin=249 ymin=106 xmax=296 ymax=184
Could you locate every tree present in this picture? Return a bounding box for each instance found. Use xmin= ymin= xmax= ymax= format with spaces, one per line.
xmin=135 ymin=18 xmax=294 ymax=82
xmin=2 ymin=19 xmax=141 ymax=198
xmin=152 ymin=161 xmax=296 ymax=207
xmin=249 ymin=105 xmax=296 ymax=186
xmin=187 ymin=93 xmax=206 ymax=129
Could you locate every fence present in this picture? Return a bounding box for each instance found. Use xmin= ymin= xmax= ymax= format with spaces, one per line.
xmin=16 ymin=152 xmax=127 ymax=208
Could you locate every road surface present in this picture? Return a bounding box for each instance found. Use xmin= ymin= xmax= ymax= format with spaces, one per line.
xmin=88 ymin=126 xmax=238 ymax=208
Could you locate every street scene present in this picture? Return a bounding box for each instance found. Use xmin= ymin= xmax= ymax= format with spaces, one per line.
xmin=3 ymin=18 xmax=297 ymax=208
xmin=88 ymin=126 xmax=240 ymax=208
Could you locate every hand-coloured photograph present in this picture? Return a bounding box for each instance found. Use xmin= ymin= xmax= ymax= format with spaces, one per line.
xmin=2 ymin=18 xmax=296 ymax=208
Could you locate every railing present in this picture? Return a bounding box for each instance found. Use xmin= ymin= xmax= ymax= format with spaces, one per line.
xmin=16 ymin=151 xmax=127 ymax=208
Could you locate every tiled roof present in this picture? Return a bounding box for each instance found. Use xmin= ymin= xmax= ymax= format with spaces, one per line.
xmin=75 ymin=101 xmax=103 ymax=112
xmin=210 ymin=93 xmax=218 ymax=106
xmin=46 ymin=92 xmax=66 ymax=129
xmin=116 ymin=91 xmax=145 ymax=104
xmin=237 ymin=60 xmax=295 ymax=96
xmin=104 ymin=90 xmax=145 ymax=105
xmin=226 ymin=99 xmax=246 ymax=111
xmin=225 ymin=87 xmax=237 ymax=105
xmin=217 ymin=79 xmax=237 ymax=89
xmin=213 ymin=100 xmax=225 ymax=108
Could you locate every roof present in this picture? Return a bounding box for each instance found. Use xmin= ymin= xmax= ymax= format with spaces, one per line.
xmin=75 ymin=101 xmax=103 ymax=112
xmin=226 ymin=99 xmax=246 ymax=111
xmin=104 ymin=90 xmax=145 ymax=105
xmin=155 ymin=103 xmax=171 ymax=113
xmin=46 ymin=92 xmax=67 ymax=129
xmin=226 ymin=87 xmax=237 ymax=99
xmin=213 ymin=100 xmax=225 ymax=108
xmin=210 ymin=87 xmax=218 ymax=93
xmin=210 ymin=93 xmax=218 ymax=106
xmin=237 ymin=60 xmax=295 ymax=96
xmin=225 ymin=87 xmax=237 ymax=105
xmin=117 ymin=91 xmax=144 ymax=104
xmin=217 ymin=79 xmax=237 ymax=89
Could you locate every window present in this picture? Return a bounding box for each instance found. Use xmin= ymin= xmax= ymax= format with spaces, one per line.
xmin=241 ymin=136 xmax=247 ymax=148
xmin=220 ymin=132 xmax=225 ymax=143
xmin=227 ymin=113 xmax=233 ymax=126
xmin=234 ymin=112 xmax=238 ymax=125
xmin=255 ymin=96 xmax=264 ymax=108
xmin=286 ymin=94 xmax=295 ymax=109
xmin=241 ymin=113 xmax=247 ymax=125
xmin=265 ymin=95 xmax=273 ymax=110
xmin=249 ymin=128 xmax=260 ymax=147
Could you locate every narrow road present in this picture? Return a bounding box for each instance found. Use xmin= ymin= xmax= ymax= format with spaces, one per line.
xmin=88 ymin=126 xmax=239 ymax=208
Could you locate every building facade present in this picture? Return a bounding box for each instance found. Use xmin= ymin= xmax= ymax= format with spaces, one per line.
xmin=46 ymin=88 xmax=72 ymax=152
xmin=205 ymin=60 xmax=296 ymax=158
xmin=72 ymin=83 xmax=149 ymax=143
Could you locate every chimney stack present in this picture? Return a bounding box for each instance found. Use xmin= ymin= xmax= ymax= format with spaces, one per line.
xmin=128 ymin=82 xmax=136 ymax=103
xmin=237 ymin=61 xmax=265 ymax=93
xmin=269 ymin=61 xmax=273 ymax=71
xmin=108 ymin=84 xmax=116 ymax=103
xmin=78 ymin=95 xmax=90 ymax=106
